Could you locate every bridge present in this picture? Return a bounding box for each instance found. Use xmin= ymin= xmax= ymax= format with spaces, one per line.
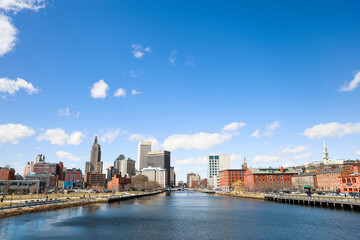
xmin=265 ymin=193 xmax=360 ymax=210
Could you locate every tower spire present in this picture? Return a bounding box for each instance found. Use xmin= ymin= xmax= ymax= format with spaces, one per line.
xmin=323 ymin=139 xmax=330 ymax=165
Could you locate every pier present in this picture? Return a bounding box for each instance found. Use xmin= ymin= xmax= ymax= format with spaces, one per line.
xmin=265 ymin=194 xmax=360 ymax=210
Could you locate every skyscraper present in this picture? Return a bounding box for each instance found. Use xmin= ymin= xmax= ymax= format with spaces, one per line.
xmin=85 ymin=136 xmax=103 ymax=174
xmin=138 ymin=141 xmax=151 ymax=171
xmin=147 ymin=151 xmax=171 ymax=187
xmin=208 ymin=154 xmax=231 ymax=189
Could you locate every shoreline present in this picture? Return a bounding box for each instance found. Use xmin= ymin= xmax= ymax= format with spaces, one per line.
xmin=215 ymin=191 xmax=265 ymax=200
xmin=0 ymin=191 xmax=163 ymax=219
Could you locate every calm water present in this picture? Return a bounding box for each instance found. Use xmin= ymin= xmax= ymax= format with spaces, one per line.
xmin=0 ymin=191 xmax=359 ymax=240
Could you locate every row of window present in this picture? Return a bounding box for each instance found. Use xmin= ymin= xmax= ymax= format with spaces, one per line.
xmin=343 ymin=187 xmax=358 ymax=192
xmin=341 ymin=178 xmax=357 ymax=183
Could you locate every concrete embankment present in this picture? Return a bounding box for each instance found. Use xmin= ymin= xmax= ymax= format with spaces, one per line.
xmin=0 ymin=191 xmax=163 ymax=219
xmin=216 ymin=191 xmax=265 ymax=200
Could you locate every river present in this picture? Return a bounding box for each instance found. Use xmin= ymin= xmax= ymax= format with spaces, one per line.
xmin=0 ymin=191 xmax=358 ymax=240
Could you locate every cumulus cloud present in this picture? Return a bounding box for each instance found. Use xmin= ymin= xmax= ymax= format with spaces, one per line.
xmin=131 ymin=44 xmax=151 ymax=59
xmin=355 ymin=151 xmax=360 ymax=156
xmin=251 ymin=128 xmax=260 ymax=138
xmin=282 ymin=145 xmax=308 ymax=154
xmin=131 ymin=89 xmax=142 ymax=95
xmin=57 ymin=107 xmax=70 ymax=117
xmin=56 ymin=151 xmax=81 ymax=162
xmin=114 ymin=88 xmax=126 ymax=97
xmin=0 ymin=77 xmax=39 ymax=95
xmin=0 ymin=0 xmax=45 ymax=13
xmin=37 ymin=128 xmax=85 ymax=146
xmin=176 ymin=156 xmax=207 ymax=166
xmin=169 ymin=49 xmax=177 ymax=66
xmin=222 ymin=122 xmax=246 ymax=132
xmin=339 ymin=72 xmax=360 ymax=92
xmin=264 ymin=121 xmax=280 ymax=137
xmin=0 ymin=1 xmax=45 ymax=57
xmin=99 ymin=129 xmax=121 ymax=144
xmin=127 ymin=134 xmax=162 ymax=151
xmin=303 ymin=122 xmax=360 ymax=139
xmin=292 ymin=153 xmax=312 ymax=160
xmin=163 ymin=132 xmax=232 ymax=151
xmin=0 ymin=14 xmax=17 ymax=57
xmin=0 ymin=123 xmax=35 ymax=144
xmin=90 ymin=79 xmax=108 ymax=99
xmin=253 ymin=154 xmax=280 ymax=163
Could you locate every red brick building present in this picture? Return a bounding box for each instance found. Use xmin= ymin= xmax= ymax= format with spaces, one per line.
xmin=190 ymin=179 xmax=207 ymax=188
xmin=33 ymin=162 xmax=60 ymax=175
xmin=0 ymin=167 xmax=15 ymax=180
xmin=64 ymin=168 xmax=82 ymax=183
xmin=338 ymin=165 xmax=360 ymax=193
xmin=244 ymin=167 xmax=297 ymax=191
xmin=107 ymin=174 xmax=131 ymax=190
xmin=219 ymin=169 xmax=246 ymax=192
xmin=315 ymin=167 xmax=343 ymax=191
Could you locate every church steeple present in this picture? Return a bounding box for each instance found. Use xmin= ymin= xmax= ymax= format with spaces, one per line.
xmin=323 ymin=139 xmax=330 ymax=164
xmin=242 ymin=156 xmax=248 ymax=170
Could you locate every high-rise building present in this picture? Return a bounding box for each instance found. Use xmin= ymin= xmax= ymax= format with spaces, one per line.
xmin=85 ymin=136 xmax=103 ymax=174
xmin=147 ymin=151 xmax=171 ymax=187
xmin=34 ymin=154 xmax=45 ymax=163
xmin=138 ymin=141 xmax=151 ymax=171
xmin=170 ymin=167 xmax=175 ymax=187
xmin=114 ymin=154 xmax=125 ymax=174
xmin=208 ymin=154 xmax=231 ymax=189
xmin=142 ymin=167 xmax=168 ymax=188
xmin=187 ymin=173 xmax=196 ymax=185
xmin=120 ymin=158 xmax=136 ymax=176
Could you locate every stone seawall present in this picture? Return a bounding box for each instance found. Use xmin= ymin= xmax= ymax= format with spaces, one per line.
xmin=216 ymin=191 xmax=265 ymax=200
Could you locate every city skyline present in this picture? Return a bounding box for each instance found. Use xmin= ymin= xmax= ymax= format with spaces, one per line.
xmin=1 ymin=1 xmax=360 ymax=182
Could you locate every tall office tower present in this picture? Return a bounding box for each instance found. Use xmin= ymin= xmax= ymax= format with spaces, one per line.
xmin=170 ymin=166 xmax=175 ymax=187
xmin=138 ymin=141 xmax=151 ymax=171
xmin=85 ymin=136 xmax=103 ymax=174
xmin=114 ymin=154 xmax=125 ymax=174
xmin=34 ymin=154 xmax=45 ymax=163
xmin=208 ymin=154 xmax=231 ymax=189
xmin=120 ymin=157 xmax=136 ymax=176
xmin=147 ymin=151 xmax=171 ymax=187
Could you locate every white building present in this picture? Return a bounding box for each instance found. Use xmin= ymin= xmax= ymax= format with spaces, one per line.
xmin=207 ymin=154 xmax=231 ymax=189
xmin=138 ymin=141 xmax=151 ymax=171
xmin=142 ymin=167 xmax=168 ymax=188
xmin=120 ymin=157 xmax=136 ymax=176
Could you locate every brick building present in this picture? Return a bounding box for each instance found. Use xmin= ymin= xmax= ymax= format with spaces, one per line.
xmin=187 ymin=173 xmax=196 ymax=187
xmin=219 ymin=169 xmax=246 ymax=192
xmin=33 ymin=162 xmax=61 ymax=175
xmin=315 ymin=167 xmax=343 ymax=191
xmin=338 ymin=165 xmax=360 ymax=193
xmin=244 ymin=167 xmax=297 ymax=191
xmin=190 ymin=179 xmax=207 ymax=188
xmin=107 ymin=174 xmax=131 ymax=191
xmin=0 ymin=167 xmax=15 ymax=180
xmin=64 ymin=168 xmax=82 ymax=183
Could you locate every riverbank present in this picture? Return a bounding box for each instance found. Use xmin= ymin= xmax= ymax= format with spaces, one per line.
xmin=0 ymin=191 xmax=163 ymax=219
xmin=216 ymin=191 xmax=265 ymax=200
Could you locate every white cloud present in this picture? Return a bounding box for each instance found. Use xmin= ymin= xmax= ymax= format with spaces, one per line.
xmin=90 ymin=79 xmax=108 ymax=99
xmin=231 ymin=153 xmax=243 ymax=163
xmin=163 ymin=132 xmax=232 ymax=151
xmin=0 ymin=77 xmax=39 ymax=95
xmin=355 ymin=151 xmax=360 ymax=156
xmin=0 ymin=1 xmax=45 ymax=57
xmin=169 ymin=49 xmax=177 ymax=66
xmin=0 ymin=0 xmax=45 ymax=13
xmin=264 ymin=121 xmax=280 ymax=137
xmin=303 ymin=122 xmax=360 ymax=139
xmin=339 ymin=72 xmax=360 ymax=92
xmin=0 ymin=14 xmax=17 ymax=57
xmin=251 ymin=128 xmax=260 ymax=138
xmin=222 ymin=122 xmax=246 ymax=132
xmin=57 ymin=107 xmax=70 ymax=117
xmin=99 ymin=129 xmax=121 ymax=144
xmin=131 ymin=44 xmax=151 ymax=59
xmin=114 ymin=88 xmax=126 ymax=97
xmin=56 ymin=151 xmax=81 ymax=162
xmin=253 ymin=154 xmax=280 ymax=163
xmin=282 ymin=145 xmax=308 ymax=154
xmin=37 ymin=128 xmax=85 ymax=146
xmin=176 ymin=156 xmax=207 ymax=166
xmin=17 ymin=153 xmax=23 ymax=157
xmin=0 ymin=123 xmax=35 ymax=144
xmin=131 ymin=89 xmax=142 ymax=95
xmin=292 ymin=153 xmax=312 ymax=160
xmin=127 ymin=134 xmax=162 ymax=151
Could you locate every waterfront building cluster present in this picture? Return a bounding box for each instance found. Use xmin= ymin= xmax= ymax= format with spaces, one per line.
xmin=0 ymin=137 xmax=176 ymax=194
xmin=186 ymin=141 xmax=360 ymax=195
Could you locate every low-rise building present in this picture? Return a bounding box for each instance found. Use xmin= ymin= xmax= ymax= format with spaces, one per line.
xmin=86 ymin=173 xmax=106 ymax=187
xmin=107 ymin=174 xmax=131 ymax=191
xmin=315 ymin=167 xmax=343 ymax=191
xmin=338 ymin=165 xmax=360 ymax=193
xmin=142 ymin=167 xmax=168 ymax=188
xmin=219 ymin=169 xmax=246 ymax=192
xmin=0 ymin=166 xmax=15 ymax=180
xmin=291 ymin=173 xmax=317 ymax=190
xmin=25 ymin=173 xmax=58 ymax=188
xmin=0 ymin=180 xmax=40 ymax=193
xmin=244 ymin=167 xmax=297 ymax=191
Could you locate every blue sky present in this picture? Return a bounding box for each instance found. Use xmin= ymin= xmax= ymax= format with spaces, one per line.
xmin=1 ymin=0 xmax=360 ymax=181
